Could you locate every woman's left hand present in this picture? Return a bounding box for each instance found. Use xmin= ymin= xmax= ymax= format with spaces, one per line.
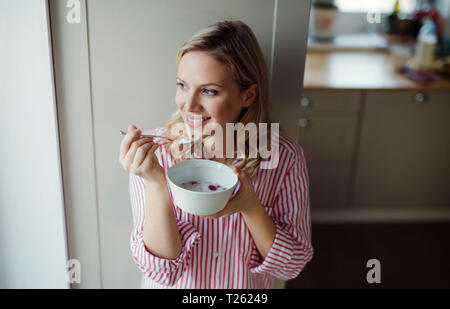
xmin=202 ymin=166 xmax=261 ymax=219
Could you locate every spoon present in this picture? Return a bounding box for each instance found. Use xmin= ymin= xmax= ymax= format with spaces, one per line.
xmin=119 ymin=130 xmax=197 ymax=145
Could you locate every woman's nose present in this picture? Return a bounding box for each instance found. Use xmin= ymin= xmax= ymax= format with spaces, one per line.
xmin=184 ymin=92 xmax=201 ymax=111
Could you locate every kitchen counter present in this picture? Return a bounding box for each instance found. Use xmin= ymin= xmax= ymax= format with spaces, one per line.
xmin=303 ymin=50 xmax=450 ymax=91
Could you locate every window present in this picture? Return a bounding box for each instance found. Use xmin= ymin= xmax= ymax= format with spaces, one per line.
xmin=335 ymin=0 xmax=416 ymax=14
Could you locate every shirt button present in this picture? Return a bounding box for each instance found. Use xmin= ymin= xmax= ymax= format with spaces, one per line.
xmin=213 ymin=252 xmax=219 ymax=258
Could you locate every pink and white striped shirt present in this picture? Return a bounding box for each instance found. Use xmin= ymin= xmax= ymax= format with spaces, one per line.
xmin=128 ymin=128 xmax=313 ymax=289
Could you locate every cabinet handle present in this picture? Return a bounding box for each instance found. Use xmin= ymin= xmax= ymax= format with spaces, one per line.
xmin=413 ymin=92 xmax=428 ymax=104
xmin=299 ymin=118 xmax=310 ymax=128
xmin=300 ymin=97 xmax=312 ymax=107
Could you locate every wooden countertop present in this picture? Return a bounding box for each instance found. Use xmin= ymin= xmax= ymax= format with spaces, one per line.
xmin=303 ymin=51 xmax=450 ymax=91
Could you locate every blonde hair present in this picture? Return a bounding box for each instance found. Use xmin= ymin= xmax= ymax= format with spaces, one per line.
xmin=167 ymin=20 xmax=272 ymax=176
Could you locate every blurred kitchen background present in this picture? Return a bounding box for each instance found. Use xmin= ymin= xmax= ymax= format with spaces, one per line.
xmin=285 ymin=0 xmax=450 ymax=289
xmin=1 ymin=0 xmax=449 ymax=289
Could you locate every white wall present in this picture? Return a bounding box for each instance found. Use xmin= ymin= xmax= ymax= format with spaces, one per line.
xmin=0 ymin=0 xmax=69 ymax=288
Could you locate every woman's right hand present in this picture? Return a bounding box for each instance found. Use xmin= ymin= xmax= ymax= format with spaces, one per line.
xmin=119 ymin=124 xmax=165 ymax=184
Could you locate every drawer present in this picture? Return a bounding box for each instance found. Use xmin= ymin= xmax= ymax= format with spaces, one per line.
xmin=300 ymin=90 xmax=361 ymax=114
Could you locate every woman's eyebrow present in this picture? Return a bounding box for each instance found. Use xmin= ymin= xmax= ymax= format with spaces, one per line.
xmin=176 ymin=77 xmax=223 ymax=88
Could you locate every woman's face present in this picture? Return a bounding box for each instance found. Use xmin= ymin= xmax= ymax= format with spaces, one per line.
xmin=175 ymin=51 xmax=256 ymax=137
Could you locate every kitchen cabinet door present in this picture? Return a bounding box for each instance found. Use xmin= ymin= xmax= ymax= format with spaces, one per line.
xmin=298 ymin=115 xmax=359 ymax=163
xmin=296 ymin=90 xmax=361 ymax=210
xmin=353 ymin=91 xmax=450 ymax=209
xmin=308 ymin=164 xmax=352 ymax=210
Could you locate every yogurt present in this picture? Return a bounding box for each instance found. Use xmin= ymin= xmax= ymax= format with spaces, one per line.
xmin=180 ymin=180 xmax=226 ymax=192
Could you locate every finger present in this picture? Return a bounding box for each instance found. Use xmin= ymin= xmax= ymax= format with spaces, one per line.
xmin=203 ymin=213 xmax=221 ymax=219
xmin=229 ymin=188 xmax=241 ymax=200
xmin=231 ymin=166 xmax=242 ymax=189
xmin=149 ymin=144 xmax=161 ymax=164
xmin=232 ymin=167 xmax=246 ymax=184
xmin=120 ymin=128 xmax=142 ymax=161
xmin=234 ymin=167 xmax=252 ymax=188
xmin=123 ymin=137 xmax=153 ymax=169
xmin=200 ymin=205 xmax=227 ymax=219
xmin=131 ymin=140 xmax=154 ymax=169
xmin=212 ymin=208 xmax=225 ymax=218
xmin=218 ymin=209 xmax=234 ymax=219
xmin=211 ymin=197 xmax=236 ymax=218
xmin=217 ymin=209 xmax=231 ymax=219
xmin=141 ymin=143 xmax=159 ymax=170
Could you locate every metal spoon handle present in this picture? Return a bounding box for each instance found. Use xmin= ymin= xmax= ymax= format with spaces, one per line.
xmin=119 ymin=130 xmax=174 ymax=142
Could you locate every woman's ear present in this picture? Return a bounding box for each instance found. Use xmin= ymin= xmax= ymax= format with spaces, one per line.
xmin=241 ymin=83 xmax=258 ymax=108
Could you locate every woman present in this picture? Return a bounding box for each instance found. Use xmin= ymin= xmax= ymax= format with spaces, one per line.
xmin=119 ymin=20 xmax=313 ymax=288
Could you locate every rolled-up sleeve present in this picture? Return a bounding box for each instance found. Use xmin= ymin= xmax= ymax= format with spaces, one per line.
xmin=250 ymin=148 xmax=314 ymax=280
xmin=128 ymin=173 xmax=201 ymax=287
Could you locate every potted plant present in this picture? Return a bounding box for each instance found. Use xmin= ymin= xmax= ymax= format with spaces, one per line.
xmin=311 ymin=0 xmax=339 ymax=41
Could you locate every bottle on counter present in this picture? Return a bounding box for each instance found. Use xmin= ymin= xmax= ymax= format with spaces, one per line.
xmin=387 ymin=0 xmax=400 ymax=34
xmin=414 ymin=17 xmax=437 ymax=70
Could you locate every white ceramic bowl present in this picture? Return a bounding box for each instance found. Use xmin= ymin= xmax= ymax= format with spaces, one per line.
xmin=167 ymin=159 xmax=238 ymax=216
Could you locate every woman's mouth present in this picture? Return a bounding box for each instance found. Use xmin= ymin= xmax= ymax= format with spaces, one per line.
xmin=185 ymin=114 xmax=211 ymax=128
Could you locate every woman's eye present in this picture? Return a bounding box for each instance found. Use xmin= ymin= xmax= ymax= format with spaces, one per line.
xmin=176 ymin=82 xmax=187 ymax=89
xmin=202 ymin=88 xmax=218 ymax=96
